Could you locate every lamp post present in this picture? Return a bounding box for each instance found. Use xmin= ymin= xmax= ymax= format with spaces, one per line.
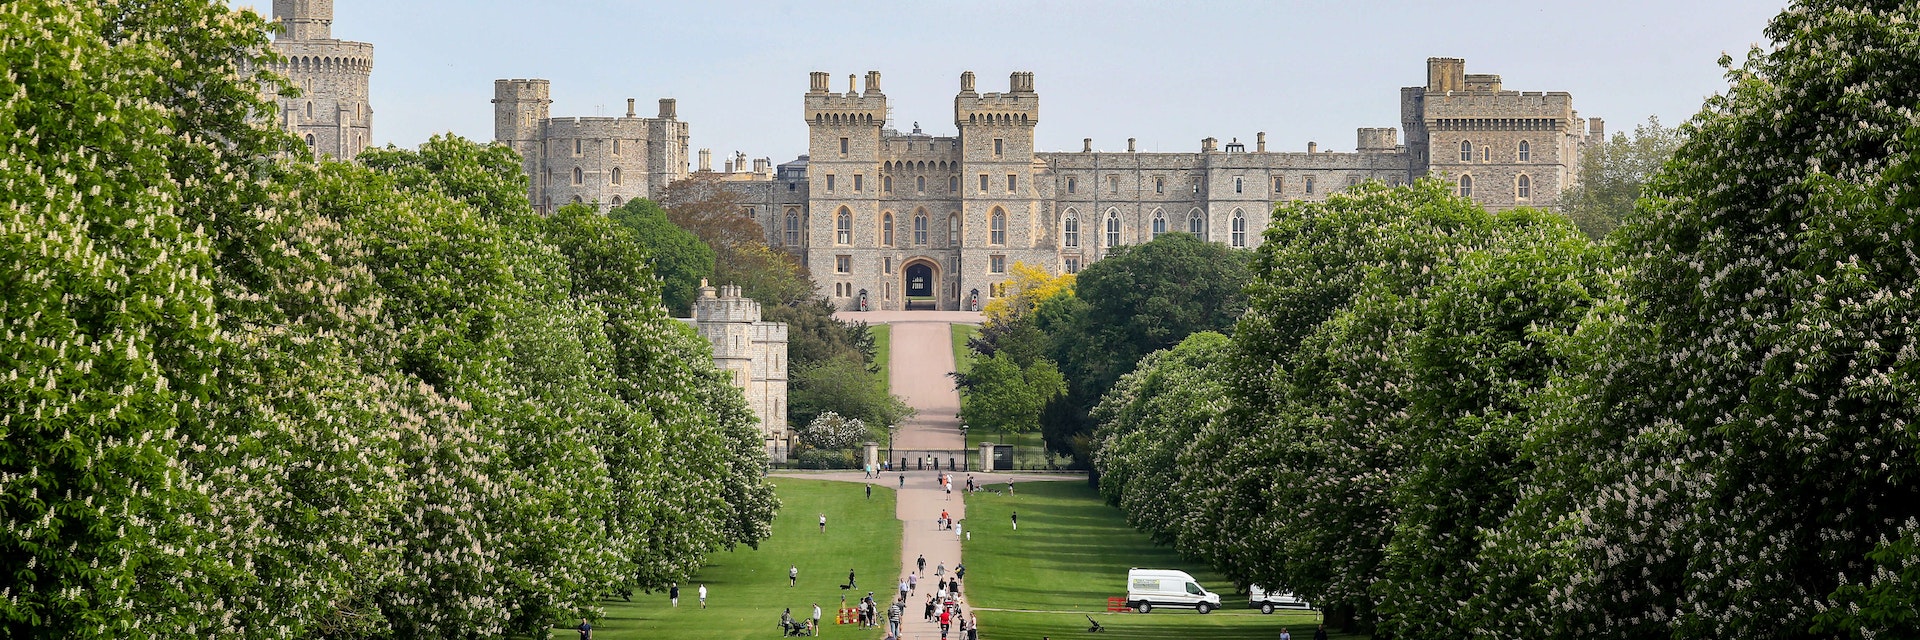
xmin=886 ymin=424 xmax=897 ymax=471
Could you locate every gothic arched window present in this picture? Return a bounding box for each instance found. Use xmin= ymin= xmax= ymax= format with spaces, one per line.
xmin=1104 ymin=211 xmax=1121 ymax=249
xmin=1516 ymin=174 xmax=1531 ymax=199
xmin=836 ymin=208 xmax=852 ymax=245
xmin=948 ymin=214 xmax=960 ymax=248
xmin=1231 ymin=210 xmax=1247 ymax=248
xmin=1460 ymin=140 xmax=1474 ymax=162
xmin=990 ymin=208 xmax=1006 ymax=245
xmin=1063 ymin=210 xmax=1079 ymax=248
xmin=914 ymin=211 xmax=929 ymax=245
xmin=883 ymin=213 xmax=895 ymax=246
xmin=1151 ymin=211 xmax=1167 ymax=239
xmin=785 ymin=211 xmax=801 ymax=246
xmin=1518 ymin=140 xmax=1531 ymax=162
xmin=1459 ymin=174 xmax=1474 ymax=198
xmin=610 ymin=167 xmax=621 ymax=185
xmin=573 ymin=167 xmax=583 ymax=185
xmin=1188 ymin=210 xmax=1205 ymax=235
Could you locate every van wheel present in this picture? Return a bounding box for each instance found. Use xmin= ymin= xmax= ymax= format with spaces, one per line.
xmin=1197 ymin=602 xmax=1213 ymax=614
xmin=1261 ymin=603 xmax=1274 ymax=614
xmin=1135 ymin=602 xmax=1152 ymax=614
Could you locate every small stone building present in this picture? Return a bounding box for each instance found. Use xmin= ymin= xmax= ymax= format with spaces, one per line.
xmin=682 ymin=282 xmax=791 ymax=463
xmin=492 ymin=80 xmax=691 ymax=213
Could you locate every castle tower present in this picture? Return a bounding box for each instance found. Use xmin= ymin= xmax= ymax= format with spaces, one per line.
xmin=268 ymin=0 xmax=373 ymax=159
xmin=1402 ymin=57 xmax=1586 ymax=210
xmin=804 ymin=70 xmax=888 ymax=301
xmin=690 ymin=282 xmax=790 ymax=463
xmin=493 ymin=79 xmax=550 ymax=207
xmin=954 ymin=71 xmax=1047 ymax=307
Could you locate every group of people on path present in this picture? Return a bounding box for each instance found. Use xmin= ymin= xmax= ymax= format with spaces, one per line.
xmin=899 ymin=553 xmax=973 ymax=640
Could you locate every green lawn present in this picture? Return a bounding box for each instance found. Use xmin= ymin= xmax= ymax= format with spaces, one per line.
xmin=869 ymin=323 xmax=891 ymax=394
xmin=962 ymin=481 xmax=1356 ymax=640
xmin=950 ymin=323 xmax=979 ymax=376
xmin=581 ymin=479 xmax=898 ymax=639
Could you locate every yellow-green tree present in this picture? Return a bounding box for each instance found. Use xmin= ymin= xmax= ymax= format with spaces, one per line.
xmin=982 ymin=262 xmax=1074 ymax=326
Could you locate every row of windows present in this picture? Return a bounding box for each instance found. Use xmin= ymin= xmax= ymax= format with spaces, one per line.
xmin=1062 ymin=174 xmax=1375 ymax=196
xmin=1062 ymin=209 xmax=1252 ymax=248
xmin=799 ymin=207 xmax=1261 ymax=250
xmin=1459 ymin=139 xmax=1533 ymax=163
xmin=543 ymin=167 xmax=627 ymax=187
xmin=1456 ymin=174 xmax=1532 ymax=199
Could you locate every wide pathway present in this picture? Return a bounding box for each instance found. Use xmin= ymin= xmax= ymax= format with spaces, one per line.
xmin=781 ymin=314 xmax=1079 ymax=639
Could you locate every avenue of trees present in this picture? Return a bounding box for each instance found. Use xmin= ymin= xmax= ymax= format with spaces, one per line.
xmin=1092 ymin=2 xmax=1920 ymax=638
xmin=0 ymin=2 xmax=777 ymax=637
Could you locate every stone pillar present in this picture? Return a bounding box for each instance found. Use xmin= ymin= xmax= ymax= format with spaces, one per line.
xmin=980 ymin=442 xmax=998 ymax=472
xmin=863 ymin=441 xmax=879 ymax=471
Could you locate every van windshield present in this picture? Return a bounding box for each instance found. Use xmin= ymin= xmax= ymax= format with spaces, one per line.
xmin=1185 ymin=582 xmax=1204 ymax=595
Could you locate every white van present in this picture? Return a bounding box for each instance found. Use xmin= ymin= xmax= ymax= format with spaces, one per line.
xmin=1125 ymin=568 xmax=1222 ymax=614
xmin=1248 ymin=585 xmax=1313 ymax=614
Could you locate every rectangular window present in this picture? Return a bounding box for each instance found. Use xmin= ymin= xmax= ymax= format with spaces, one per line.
xmin=994 ymin=138 xmax=1003 ymax=156
xmin=854 ymin=174 xmax=863 ymax=192
xmin=1155 ymin=177 xmax=1164 ymax=194
xmin=917 ymin=176 xmax=925 ymax=193
xmin=1065 ymin=256 xmax=1080 ymax=274
xmin=990 ymin=255 xmax=1006 ymax=274
xmin=884 ymin=257 xmax=893 ymax=274
xmin=840 ymin=137 xmax=849 ymax=155
xmin=1305 ymin=177 xmax=1315 ymax=194
xmin=826 ymin=174 xmax=835 ymax=192
xmin=612 ymin=139 xmax=621 ymax=156
xmin=1273 ymin=176 xmax=1284 ymax=194
xmin=835 ymin=255 xmax=851 ymax=274
xmin=1007 ymin=174 xmax=1017 ymax=192
xmin=980 ymin=174 xmax=989 ymax=192
xmin=1067 ymin=177 xmax=1077 ymax=194
xmin=1235 ymin=177 xmax=1244 ymax=194
xmin=574 ymin=139 xmax=582 ymax=156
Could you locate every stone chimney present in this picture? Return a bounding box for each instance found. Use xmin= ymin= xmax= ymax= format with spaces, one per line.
xmin=1308 ymin=141 xmax=1318 ymax=153
xmin=658 ymin=98 xmax=677 ymax=119
xmin=1127 ymin=138 xmax=1136 ymax=152
xmin=626 ymin=98 xmax=636 ymax=118
xmin=699 ymin=148 xmax=712 ymax=172
xmin=1083 ymin=138 xmax=1092 ymax=153
xmin=1257 ymin=132 xmax=1267 ymax=153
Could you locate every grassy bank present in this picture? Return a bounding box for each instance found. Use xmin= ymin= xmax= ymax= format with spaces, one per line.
xmin=577 ymin=478 xmax=897 ymax=639
xmin=950 ymin=323 xmax=978 ymax=375
xmin=870 ymin=323 xmax=892 ymax=394
xmin=961 ymin=481 xmax=1355 ymax=639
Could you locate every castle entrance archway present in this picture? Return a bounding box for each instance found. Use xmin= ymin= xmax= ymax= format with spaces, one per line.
xmin=903 ymin=259 xmax=938 ymax=310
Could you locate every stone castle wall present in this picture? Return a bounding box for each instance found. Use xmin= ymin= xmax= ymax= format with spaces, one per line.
xmin=494 ymin=79 xmax=690 ymax=213
xmin=268 ymin=0 xmax=373 ymax=159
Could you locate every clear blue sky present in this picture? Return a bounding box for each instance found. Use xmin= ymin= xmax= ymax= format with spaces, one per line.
xmin=295 ymin=0 xmax=1786 ymax=162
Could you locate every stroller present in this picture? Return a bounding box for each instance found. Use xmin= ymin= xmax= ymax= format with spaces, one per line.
xmin=778 ymin=615 xmax=813 ymax=637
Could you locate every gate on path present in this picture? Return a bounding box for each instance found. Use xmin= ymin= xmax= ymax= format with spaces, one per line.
xmin=888 ymin=449 xmax=974 ymax=473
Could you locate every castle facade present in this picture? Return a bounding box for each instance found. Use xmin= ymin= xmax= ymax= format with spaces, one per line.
xmin=492 ymin=80 xmax=691 ymax=213
xmin=715 ymin=58 xmax=1603 ymax=311
xmin=266 ymin=0 xmax=373 ymax=159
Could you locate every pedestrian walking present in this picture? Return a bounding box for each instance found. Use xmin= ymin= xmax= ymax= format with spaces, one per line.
xmin=955 ymin=563 xmax=965 ymax=581
xmin=576 ymin=618 xmax=592 ymax=640
xmin=819 ymin=513 xmax=827 ymax=532
xmin=898 ymin=577 xmax=909 ymax=601
xmin=899 ymin=473 xmax=905 ymax=488
xmin=670 ymin=582 xmax=680 ymax=607
xmin=849 ymin=568 xmax=857 ymax=589
xmin=698 ymin=584 xmax=708 ymax=609
xmin=1314 ymin=624 xmax=1330 ymax=640
xmin=888 ymin=599 xmax=904 ymax=637
xmin=925 ymin=595 xmax=937 ymax=622
xmin=939 ymin=606 xmax=952 ymax=637
xmin=1011 ymin=510 xmax=1018 ymax=531
xmin=954 ymin=523 xmax=962 ymax=542
xmin=936 ymin=561 xmax=946 ymax=577
xmin=866 ymin=484 xmax=873 ymax=499
xmin=909 ymin=571 xmax=918 ymax=593
xmin=968 ymin=614 xmax=979 ymax=640
xmin=790 ymin=564 xmax=798 ymax=587
xmin=945 ymin=483 xmax=952 ymax=500
xmin=1279 ymin=627 xmax=1292 ymax=640
xmin=812 ymin=603 xmax=822 ymax=629
xmin=917 ymin=554 xmax=926 ymax=574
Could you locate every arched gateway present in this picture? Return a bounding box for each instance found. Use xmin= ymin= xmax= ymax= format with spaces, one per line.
xmin=903 ymin=259 xmax=938 ymax=310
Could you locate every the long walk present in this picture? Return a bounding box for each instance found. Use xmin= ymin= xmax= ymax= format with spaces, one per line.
xmin=887 ymin=319 xmax=968 ymax=640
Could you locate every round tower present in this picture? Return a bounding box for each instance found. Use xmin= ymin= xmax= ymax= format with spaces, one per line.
xmin=269 ymin=0 xmax=373 ymax=158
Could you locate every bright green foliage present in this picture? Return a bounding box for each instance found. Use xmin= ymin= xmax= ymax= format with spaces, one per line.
xmin=0 ymin=4 xmax=775 ymax=637
xmin=607 ymin=198 xmax=713 ymax=317
xmin=1040 ymin=232 xmax=1249 ymax=461
xmin=1373 ymin=215 xmax=1608 ymax=638
xmin=1488 ymin=2 xmax=1920 ymax=638
xmin=1559 ymin=116 xmax=1685 ymax=239
xmin=958 ymin=351 xmax=1066 ymax=437
xmin=1092 ymin=331 xmax=1232 ymax=549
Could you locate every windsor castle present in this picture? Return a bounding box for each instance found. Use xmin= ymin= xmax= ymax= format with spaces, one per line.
xmin=499 ymin=60 xmax=1602 ymax=312
xmin=273 ymin=1 xmax=1601 ymax=457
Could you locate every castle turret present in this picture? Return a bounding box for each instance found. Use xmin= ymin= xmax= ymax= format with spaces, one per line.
xmin=805 ymin=69 xmax=888 ymax=269
xmin=269 ymin=0 xmax=372 ymax=159
xmin=273 ymin=0 xmax=333 ymax=40
xmin=953 ymin=71 xmax=1043 ymax=303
